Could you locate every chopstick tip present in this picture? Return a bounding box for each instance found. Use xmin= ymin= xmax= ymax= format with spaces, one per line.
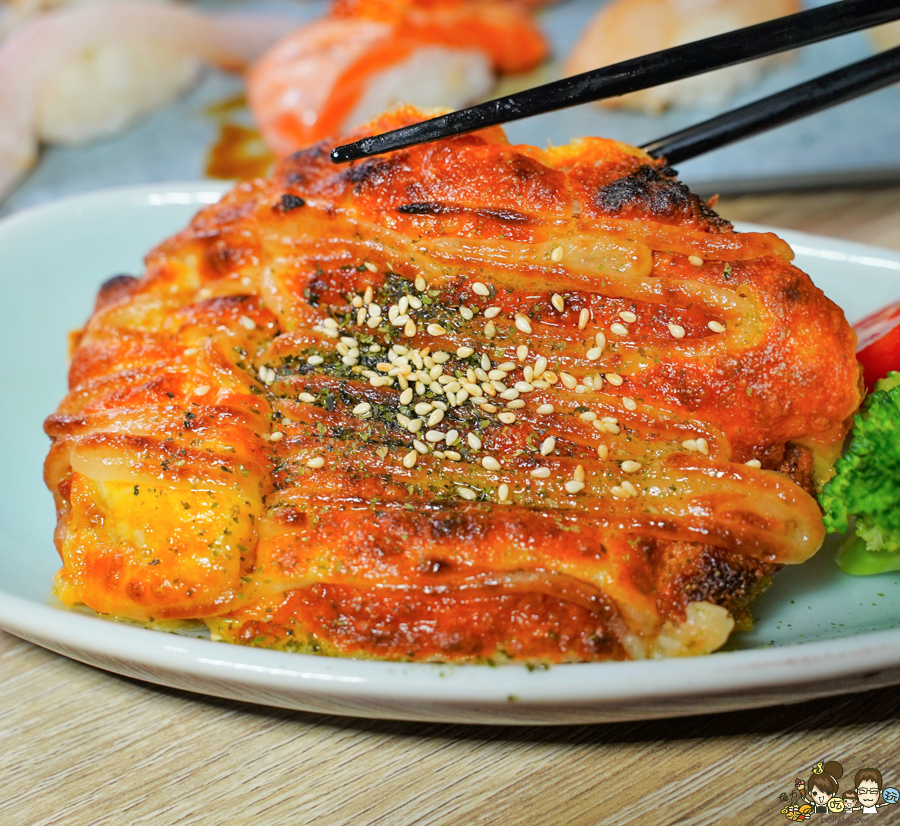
xmin=330 ymin=143 xmax=361 ymax=164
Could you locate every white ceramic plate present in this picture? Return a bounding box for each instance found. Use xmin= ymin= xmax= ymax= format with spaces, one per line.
xmin=1 ymin=183 xmax=898 ymax=725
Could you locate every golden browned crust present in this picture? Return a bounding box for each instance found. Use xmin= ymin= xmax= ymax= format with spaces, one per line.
xmin=44 ymin=108 xmax=861 ymax=662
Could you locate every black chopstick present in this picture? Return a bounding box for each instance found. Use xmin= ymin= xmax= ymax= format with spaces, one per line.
xmin=642 ymin=45 xmax=900 ymax=165
xmin=331 ymin=0 xmax=900 ymax=164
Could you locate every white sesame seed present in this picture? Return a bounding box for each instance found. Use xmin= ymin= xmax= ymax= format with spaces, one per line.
xmin=352 ymin=402 xmax=371 ymax=417
xmin=458 ymin=486 xmax=477 ymax=500
xmin=404 ymin=319 xmax=417 ymax=337
xmin=366 ymin=318 xmax=380 ymax=329
xmin=323 ymin=318 xmax=339 ymax=330
xmin=341 ymin=355 xmax=358 ymax=366
xmin=472 ymin=282 xmax=490 ymax=296
xmin=432 ymin=351 xmax=450 ymax=364
xmin=708 ymin=320 xmax=726 ymax=333
xmin=399 ymin=388 xmax=414 ymax=405
xmin=408 ymin=295 xmax=422 ymax=310
xmin=445 ymin=451 xmax=462 ymax=461
xmin=413 ymin=440 xmax=428 ymax=454
xmin=595 ymin=332 xmax=606 ymax=349
xmin=543 ymin=371 xmax=558 ymax=384
xmin=413 ymin=403 xmax=432 ymax=416
xmin=745 ymin=459 xmax=762 ymax=468
xmin=622 ymin=397 xmax=637 ymax=411
xmin=194 ymin=385 xmax=210 ymax=396
xmin=565 ymin=481 xmax=585 ymax=494
xmin=610 ymin=485 xmax=627 ymax=499
xmin=398 ymin=296 xmax=409 ymax=314
xmin=499 ymin=362 xmax=516 ymax=371
xmin=183 ymin=348 xmax=198 ymax=357
xmin=530 ymin=467 xmax=551 ymax=478
xmin=390 ymin=312 xmax=407 ymax=327
xmin=427 ymin=409 xmax=444 ymax=426
xmin=307 ymin=457 xmax=325 ymax=469
xmin=488 ymin=369 xmax=506 ymax=381
xmin=460 ymin=306 xmax=474 ymax=320
xmin=363 ymin=286 xmax=373 ymax=304
xmin=688 ymin=255 xmax=704 ymax=268
xmin=481 ymin=403 xmax=498 ymax=413
xmin=618 ymin=310 xmax=637 ymax=323
xmin=415 ymin=275 xmax=427 ymax=292
xmin=498 ymin=484 xmax=509 ymax=502
xmin=425 ymin=430 xmax=445 ymax=443
xmin=574 ymin=464 xmax=585 ymax=482
xmin=432 ymin=451 xmax=446 ymax=459
xmin=482 ymin=456 xmax=501 ymax=471
xmin=238 ymin=315 xmax=256 ymax=330
xmin=586 ymin=347 xmax=602 ymax=361
xmin=514 ymin=381 xmax=534 ymax=393
xmin=370 ymin=376 xmax=389 ymax=387
xmin=467 ymin=433 xmax=482 ymax=451
xmin=484 ymin=320 xmax=497 ymax=338
xmin=516 ymin=345 xmax=528 ymax=362
xmin=560 ymin=372 xmax=577 ymax=390
xmin=498 ymin=411 xmax=517 ymax=424
xmin=445 ymin=429 xmax=460 ymax=446
xmin=533 ymin=356 xmax=548 ymax=377
xmin=427 ymin=323 xmax=447 ymax=336
xmin=515 ymin=314 xmax=533 ymax=334
xmin=696 ymin=437 xmax=709 ymax=455
xmin=579 ymin=411 xmax=597 ymax=422
xmin=484 ymin=306 xmax=501 ymax=319
xmin=605 ymin=373 xmax=624 ymax=386
xmin=610 ymin=322 xmax=628 ymax=337
xmin=682 ymin=439 xmax=698 ymax=452
xmin=668 ymin=323 xmax=686 ymax=339
xmin=575 ymin=385 xmax=589 ymax=394
xmin=356 ymin=308 xmax=366 ymax=325
xmin=551 ymin=294 xmax=565 ymax=313
xmin=506 ymin=399 xmax=525 ymax=409
xmin=500 ymin=388 xmax=519 ymax=400
xmin=622 ymin=480 xmax=639 ymax=497
xmin=298 ymin=392 xmax=316 ymax=403
xmin=597 ymin=445 xmax=609 ymax=460
xmin=605 ymin=422 xmax=621 ymax=435
xmin=540 ymin=437 xmax=556 ymax=456
xmin=407 ymin=419 xmax=423 ymax=433
xmin=578 ymin=309 xmax=589 ymax=330
xmin=523 ymin=365 xmax=534 ymax=383
xmin=403 ymin=451 xmax=417 ymax=468
xmin=457 ymin=346 xmax=475 ymax=358
xmin=351 ymin=295 xmax=364 ymax=308
xmin=621 ymin=460 xmax=641 ymax=473
xmin=364 ymin=261 xmax=378 ymax=273
xmin=551 ymin=245 xmax=564 ymax=263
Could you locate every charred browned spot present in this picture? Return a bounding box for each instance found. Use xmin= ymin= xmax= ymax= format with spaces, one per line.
xmin=426 ymin=508 xmax=486 ymax=542
xmin=419 ymin=557 xmax=454 ymax=575
xmin=95 ymin=274 xmax=139 ymax=312
xmin=775 ymin=442 xmax=817 ymax=498
xmin=396 ymin=201 xmax=533 ymax=225
xmin=343 ymin=156 xmax=404 ymax=194
xmin=596 ymin=165 xmax=730 ymax=230
xmin=201 ymin=237 xmax=256 ymax=280
xmin=650 ymin=539 xmax=777 ymax=624
xmin=276 ymin=507 xmax=308 ymax=527
xmin=275 ymin=194 xmax=306 ymax=213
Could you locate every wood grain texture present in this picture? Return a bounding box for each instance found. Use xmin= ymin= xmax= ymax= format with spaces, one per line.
xmin=3 ymin=187 xmax=900 ymax=826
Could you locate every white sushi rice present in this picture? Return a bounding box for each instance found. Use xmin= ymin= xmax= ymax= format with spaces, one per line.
xmin=37 ymin=38 xmax=201 ymax=145
xmin=345 ymin=46 xmax=494 ymax=133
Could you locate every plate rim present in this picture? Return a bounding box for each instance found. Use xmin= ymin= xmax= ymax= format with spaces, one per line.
xmin=2 ymin=182 xmax=898 ymax=718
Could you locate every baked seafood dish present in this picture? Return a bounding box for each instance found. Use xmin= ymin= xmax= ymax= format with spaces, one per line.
xmin=44 ymin=108 xmax=861 ymax=663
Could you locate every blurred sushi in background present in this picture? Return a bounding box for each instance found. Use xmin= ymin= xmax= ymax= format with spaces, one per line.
xmin=247 ymin=0 xmax=550 ymax=157
xmin=0 ymin=0 xmax=295 ymax=202
xmin=565 ymin=0 xmax=801 ymax=113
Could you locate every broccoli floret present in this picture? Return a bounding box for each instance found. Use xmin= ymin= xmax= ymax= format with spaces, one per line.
xmin=820 ymin=371 xmax=900 ymax=575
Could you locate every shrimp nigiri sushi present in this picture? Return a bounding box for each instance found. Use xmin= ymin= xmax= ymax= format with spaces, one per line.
xmin=565 ymin=0 xmax=800 ymax=114
xmin=248 ymin=0 xmax=548 ymax=157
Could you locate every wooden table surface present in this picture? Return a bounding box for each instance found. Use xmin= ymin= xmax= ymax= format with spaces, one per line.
xmin=3 ymin=187 xmax=900 ymax=826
